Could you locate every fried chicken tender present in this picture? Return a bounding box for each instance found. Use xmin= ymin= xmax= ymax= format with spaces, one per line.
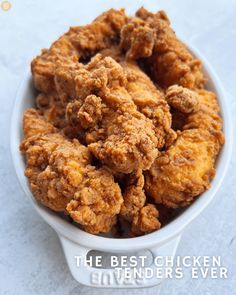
xmin=120 ymin=169 xmax=161 ymax=235
xmin=64 ymin=54 xmax=158 ymax=173
xmin=31 ymin=9 xmax=128 ymax=94
xmin=20 ymin=109 xmax=123 ymax=234
xmin=120 ymin=170 xmax=146 ymax=220
xmin=145 ymin=90 xmax=224 ymax=207
xmin=120 ymin=7 xmax=205 ymax=89
xmin=99 ymin=47 xmax=176 ymax=147
xmin=123 ymin=61 xmax=176 ymax=148
xmin=145 ymin=129 xmax=220 ymax=207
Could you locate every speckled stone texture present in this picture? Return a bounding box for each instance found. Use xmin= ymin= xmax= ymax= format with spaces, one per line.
xmin=0 ymin=0 xmax=236 ymax=294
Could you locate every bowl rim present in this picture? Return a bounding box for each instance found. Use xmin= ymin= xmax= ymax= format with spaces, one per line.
xmin=10 ymin=44 xmax=233 ymax=252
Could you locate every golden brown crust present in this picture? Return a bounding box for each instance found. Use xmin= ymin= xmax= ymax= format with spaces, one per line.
xmin=120 ymin=17 xmax=155 ymax=60
xmin=20 ymin=110 xmax=123 ymax=234
xmin=184 ymin=90 xmax=224 ymax=134
xmin=165 ymin=85 xmax=199 ymax=113
xmin=145 ymin=90 xmax=224 ymax=208
xmin=31 ymin=9 xmax=128 ymax=93
xmin=131 ymin=204 xmax=161 ymax=236
xmin=120 ymin=170 xmax=146 ymax=220
xmin=120 ymin=169 xmax=161 ymax=236
xmin=120 ymin=7 xmax=205 ymax=89
xmin=145 ymin=129 xmax=219 ymax=207
xmin=63 ymin=54 xmax=159 ymax=173
xmin=123 ymin=61 xmax=176 ymax=148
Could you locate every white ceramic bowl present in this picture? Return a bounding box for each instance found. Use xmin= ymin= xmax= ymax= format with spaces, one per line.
xmin=10 ymin=44 xmax=233 ymax=288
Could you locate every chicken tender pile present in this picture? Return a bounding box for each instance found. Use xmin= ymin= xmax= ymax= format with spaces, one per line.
xmin=20 ymin=8 xmax=224 ymax=237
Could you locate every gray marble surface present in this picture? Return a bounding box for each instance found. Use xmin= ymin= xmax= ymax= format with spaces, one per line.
xmin=0 ymin=0 xmax=235 ymax=294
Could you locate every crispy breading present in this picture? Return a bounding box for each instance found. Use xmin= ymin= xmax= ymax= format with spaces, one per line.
xmin=145 ymin=90 xmax=224 ymax=208
xmin=120 ymin=7 xmax=205 ymax=89
xmin=31 ymin=9 xmax=128 ymax=93
xmin=99 ymin=48 xmax=177 ymax=147
xmin=123 ymin=61 xmax=176 ymax=148
xmin=131 ymin=204 xmax=161 ymax=236
xmin=36 ymin=93 xmax=68 ymax=129
xmin=22 ymin=108 xmax=57 ymax=138
xmin=64 ymin=54 xmax=159 ymax=173
xmin=165 ymin=85 xmax=199 ymax=113
xmin=184 ymin=90 xmax=223 ymax=132
xmin=120 ymin=169 xmax=161 ymax=235
xmin=120 ymin=170 xmax=146 ymax=220
xmin=20 ymin=109 xmax=123 ymax=234
xmin=145 ymin=129 xmax=220 ymax=207
xmin=120 ymin=17 xmax=155 ymax=60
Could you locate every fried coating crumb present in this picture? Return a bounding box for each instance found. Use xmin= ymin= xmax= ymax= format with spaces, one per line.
xmin=131 ymin=204 xmax=161 ymax=236
xmin=166 ymin=85 xmax=199 ymax=113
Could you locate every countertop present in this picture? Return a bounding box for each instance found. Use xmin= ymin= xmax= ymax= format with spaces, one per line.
xmin=0 ymin=0 xmax=235 ymax=294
